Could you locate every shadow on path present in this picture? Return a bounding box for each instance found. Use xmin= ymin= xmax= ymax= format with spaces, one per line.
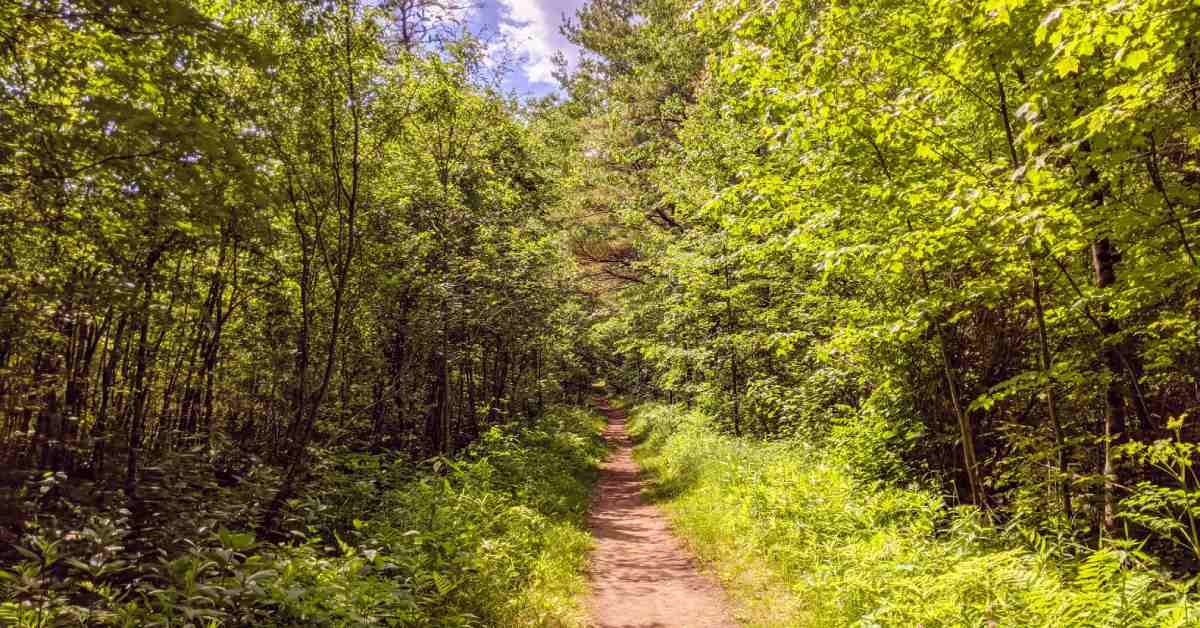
xmin=587 ymin=398 xmax=736 ymax=628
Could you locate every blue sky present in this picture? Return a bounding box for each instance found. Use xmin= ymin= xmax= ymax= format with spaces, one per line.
xmin=468 ymin=0 xmax=589 ymax=97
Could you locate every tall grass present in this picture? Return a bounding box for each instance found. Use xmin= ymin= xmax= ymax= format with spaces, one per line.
xmin=628 ymin=403 xmax=1198 ymax=628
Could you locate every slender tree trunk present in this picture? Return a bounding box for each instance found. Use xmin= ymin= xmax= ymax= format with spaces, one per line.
xmin=426 ymin=349 xmax=447 ymax=455
xmin=724 ymin=263 xmax=741 ymax=436
xmin=371 ymin=380 xmax=386 ymax=448
xmin=995 ymin=63 xmax=1065 ymax=517
xmin=1092 ymin=236 xmax=1127 ymax=535
xmin=1030 ymin=255 xmax=1072 ymax=521
xmin=915 ymin=257 xmax=983 ymax=507
xmin=92 ymin=314 xmax=128 ymax=480
xmin=466 ymin=355 xmax=478 ymax=440
xmin=33 ymin=348 xmax=61 ymax=470
xmin=125 ymin=277 xmax=153 ymax=497
xmin=936 ymin=324 xmax=982 ymax=507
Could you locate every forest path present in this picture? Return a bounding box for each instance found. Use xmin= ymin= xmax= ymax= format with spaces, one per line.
xmin=587 ymin=398 xmax=737 ymax=628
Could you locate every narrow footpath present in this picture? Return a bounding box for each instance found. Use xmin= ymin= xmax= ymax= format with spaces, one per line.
xmin=587 ymin=399 xmax=737 ymax=628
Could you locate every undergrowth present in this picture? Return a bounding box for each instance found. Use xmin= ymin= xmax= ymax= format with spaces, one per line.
xmin=1 ymin=406 xmax=605 ymax=627
xmin=628 ymin=403 xmax=1199 ymax=628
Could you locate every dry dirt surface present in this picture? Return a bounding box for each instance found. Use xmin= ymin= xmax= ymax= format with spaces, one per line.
xmin=587 ymin=398 xmax=738 ymax=628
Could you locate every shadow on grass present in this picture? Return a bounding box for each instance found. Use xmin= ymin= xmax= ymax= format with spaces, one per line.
xmin=639 ymin=472 xmax=700 ymax=503
xmin=634 ymin=453 xmax=702 ymax=504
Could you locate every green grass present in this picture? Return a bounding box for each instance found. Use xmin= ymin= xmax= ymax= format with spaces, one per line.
xmin=628 ymin=403 xmax=1198 ymax=628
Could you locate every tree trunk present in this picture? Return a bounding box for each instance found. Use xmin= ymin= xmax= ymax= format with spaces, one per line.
xmin=1092 ymin=236 xmax=1126 ymax=535
xmin=1030 ymin=256 xmax=1072 ymax=522
xmin=125 ymin=283 xmax=151 ymax=496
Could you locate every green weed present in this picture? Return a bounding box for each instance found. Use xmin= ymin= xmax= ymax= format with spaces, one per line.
xmin=629 ymin=403 xmax=1199 ymax=628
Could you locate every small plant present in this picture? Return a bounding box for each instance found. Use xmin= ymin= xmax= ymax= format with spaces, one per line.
xmin=1119 ymin=415 xmax=1200 ymax=564
xmin=0 ymin=514 xmax=100 ymax=628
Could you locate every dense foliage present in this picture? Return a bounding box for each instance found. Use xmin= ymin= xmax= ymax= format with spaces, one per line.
xmin=630 ymin=403 xmax=1198 ymax=627
xmin=552 ymin=0 xmax=1200 ymax=570
xmin=7 ymin=0 xmax=1200 ymax=623
xmin=0 ymin=1 xmax=607 ymax=625
xmin=0 ymin=0 xmax=595 ymax=528
xmin=3 ymin=406 xmax=604 ymax=626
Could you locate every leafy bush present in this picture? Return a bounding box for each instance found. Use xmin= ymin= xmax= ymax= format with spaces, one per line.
xmin=0 ymin=406 xmax=605 ymax=627
xmin=827 ymin=381 xmax=928 ymax=485
xmin=629 ymin=403 xmax=1199 ymax=627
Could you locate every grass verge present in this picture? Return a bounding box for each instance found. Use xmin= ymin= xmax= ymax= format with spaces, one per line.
xmin=628 ymin=402 xmax=1197 ymax=628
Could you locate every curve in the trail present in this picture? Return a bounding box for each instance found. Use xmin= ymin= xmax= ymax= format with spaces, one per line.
xmin=587 ymin=399 xmax=737 ymax=628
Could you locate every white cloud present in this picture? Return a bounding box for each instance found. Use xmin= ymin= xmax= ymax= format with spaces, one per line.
xmin=494 ymin=0 xmax=576 ymax=85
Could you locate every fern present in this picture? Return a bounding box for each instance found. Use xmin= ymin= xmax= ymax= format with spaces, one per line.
xmin=629 ymin=402 xmax=1200 ymax=628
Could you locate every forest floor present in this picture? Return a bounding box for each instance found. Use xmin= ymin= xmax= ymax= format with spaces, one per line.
xmin=587 ymin=398 xmax=737 ymax=628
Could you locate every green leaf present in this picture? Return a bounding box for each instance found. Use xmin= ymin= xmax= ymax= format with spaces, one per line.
xmin=1055 ymin=55 xmax=1080 ymax=77
xmin=1123 ymin=48 xmax=1149 ymax=70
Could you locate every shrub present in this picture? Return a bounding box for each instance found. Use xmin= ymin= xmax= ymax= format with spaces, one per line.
xmin=0 ymin=406 xmax=605 ymax=627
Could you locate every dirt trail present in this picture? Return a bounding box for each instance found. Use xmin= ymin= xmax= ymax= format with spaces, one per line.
xmin=587 ymin=398 xmax=737 ymax=628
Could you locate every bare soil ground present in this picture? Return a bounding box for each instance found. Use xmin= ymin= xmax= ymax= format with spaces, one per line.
xmin=587 ymin=399 xmax=737 ymax=628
